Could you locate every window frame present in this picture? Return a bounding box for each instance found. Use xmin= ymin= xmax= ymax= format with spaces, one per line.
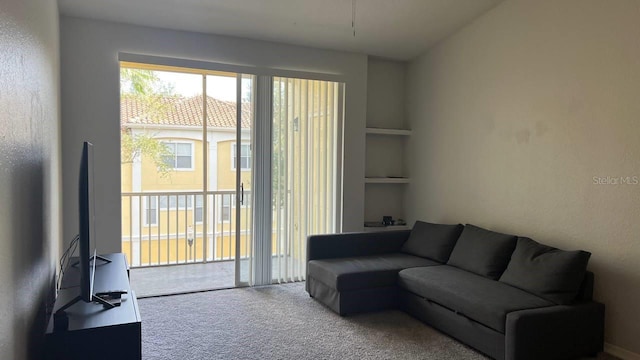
xmin=158 ymin=193 xmax=193 ymax=211
xmin=162 ymin=140 xmax=195 ymax=171
xmin=194 ymin=194 xmax=204 ymax=224
xmin=218 ymin=191 xmax=250 ymax=223
xmin=231 ymin=143 xmax=251 ymax=171
xmin=144 ymin=192 xmax=204 ymax=226
xmin=143 ymin=196 xmax=158 ymax=227
xmin=220 ymin=193 xmax=232 ymax=223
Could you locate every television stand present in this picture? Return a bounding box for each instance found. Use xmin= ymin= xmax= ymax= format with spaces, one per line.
xmin=54 ymin=292 xmax=115 ymax=314
xmin=45 ymin=253 xmax=141 ymax=360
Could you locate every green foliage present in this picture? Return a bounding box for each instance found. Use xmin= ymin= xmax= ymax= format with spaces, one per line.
xmin=272 ymin=79 xmax=287 ymax=208
xmin=120 ymin=68 xmax=176 ymax=176
xmin=121 ymin=68 xmax=175 ymax=96
xmin=121 ymin=68 xmax=175 ymax=123
xmin=121 ymin=131 xmax=172 ymax=177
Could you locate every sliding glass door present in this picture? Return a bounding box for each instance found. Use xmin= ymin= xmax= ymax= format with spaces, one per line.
xmin=121 ymin=63 xmax=256 ymax=294
xmin=239 ymin=75 xmax=344 ymax=286
xmin=271 ymin=77 xmax=343 ymax=283
xmin=121 ymin=60 xmax=343 ymax=290
xmin=233 ymin=74 xmax=254 ymax=287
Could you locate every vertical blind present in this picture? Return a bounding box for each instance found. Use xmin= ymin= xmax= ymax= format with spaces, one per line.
xmin=271 ymin=77 xmax=343 ymax=283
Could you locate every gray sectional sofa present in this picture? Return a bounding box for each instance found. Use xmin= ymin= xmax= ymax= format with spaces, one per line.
xmin=306 ymin=222 xmax=605 ymax=360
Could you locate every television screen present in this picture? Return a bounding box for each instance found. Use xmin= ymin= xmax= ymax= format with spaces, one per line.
xmin=78 ymin=141 xmax=95 ymax=302
xmin=55 ymin=142 xmax=116 ymax=315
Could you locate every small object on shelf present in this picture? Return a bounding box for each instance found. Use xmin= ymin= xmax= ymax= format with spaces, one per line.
xmin=395 ymin=219 xmax=407 ymax=226
xmin=364 ymin=221 xmax=385 ymax=228
xmin=382 ymin=216 xmax=393 ymax=226
xmin=365 ymin=177 xmax=410 ymax=184
xmin=365 ymin=127 xmax=412 ymax=136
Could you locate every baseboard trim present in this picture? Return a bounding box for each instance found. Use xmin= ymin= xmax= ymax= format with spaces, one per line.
xmin=605 ymin=343 xmax=640 ymax=360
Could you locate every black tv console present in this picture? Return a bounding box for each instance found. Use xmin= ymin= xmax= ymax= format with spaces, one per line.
xmin=45 ymin=253 xmax=141 ymax=360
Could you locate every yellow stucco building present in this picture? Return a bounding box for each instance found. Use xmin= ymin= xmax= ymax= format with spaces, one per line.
xmin=120 ymin=94 xmax=252 ymax=266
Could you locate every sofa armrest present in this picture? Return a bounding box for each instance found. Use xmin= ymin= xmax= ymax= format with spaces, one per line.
xmin=306 ymin=230 xmax=411 ymax=262
xmin=505 ymin=302 xmax=605 ymax=360
xmin=576 ymin=271 xmax=594 ymax=301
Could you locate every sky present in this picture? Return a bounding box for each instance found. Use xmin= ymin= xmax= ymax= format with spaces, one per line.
xmin=156 ymin=71 xmax=238 ymax=101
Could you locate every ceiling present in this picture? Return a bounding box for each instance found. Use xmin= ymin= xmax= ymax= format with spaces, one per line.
xmin=58 ymin=0 xmax=504 ymax=61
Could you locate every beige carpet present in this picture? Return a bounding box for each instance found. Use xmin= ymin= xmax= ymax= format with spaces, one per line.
xmin=138 ymin=282 xmax=616 ymax=360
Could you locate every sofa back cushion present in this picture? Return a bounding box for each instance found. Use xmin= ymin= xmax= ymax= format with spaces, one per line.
xmin=446 ymin=224 xmax=517 ymax=279
xmin=499 ymin=237 xmax=591 ymax=304
xmin=401 ymin=221 xmax=464 ymax=262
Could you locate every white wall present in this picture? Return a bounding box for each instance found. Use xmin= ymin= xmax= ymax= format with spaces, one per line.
xmin=406 ymin=0 xmax=640 ymax=356
xmin=60 ymin=16 xmax=368 ymax=254
xmin=0 ymin=0 xmax=61 ymax=359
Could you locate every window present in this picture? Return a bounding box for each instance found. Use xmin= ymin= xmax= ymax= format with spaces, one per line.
xmin=159 ymin=194 xmax=192 ymax=210
xmin=232 ymin=143 xmax=251 ymax=170
xmin=219 ymin=193 xmax=250 ymax=222
xmin=157 ymin=194 xmax=202 ymax=223
xmin=144 ymin=196 xmax=157 ymax=226
xmin=221 ymin=194 xmax=231 ymax=222
xmin=194 ymin=195 xmax=203 ymax=223
xmin=162 ymin=142 xmax=193 ymax=170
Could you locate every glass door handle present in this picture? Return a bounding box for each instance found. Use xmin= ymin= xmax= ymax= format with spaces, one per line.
xmin=240 ymin=182 xmax=244 ymax=205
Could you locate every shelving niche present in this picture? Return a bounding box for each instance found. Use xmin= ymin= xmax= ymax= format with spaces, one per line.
xmin=365 ymin=127 xmax=411 ymax=184
xmin=364 ymin=126 xmax=410 ymax=229
xmin=364 ymin=58 xmax=409 ymax=230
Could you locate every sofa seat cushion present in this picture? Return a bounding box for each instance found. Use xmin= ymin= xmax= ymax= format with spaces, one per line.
xmin=308 ymin=253 xmax=440 ymax=292
xmin=398 ymin=265 xmax=554 ymax=333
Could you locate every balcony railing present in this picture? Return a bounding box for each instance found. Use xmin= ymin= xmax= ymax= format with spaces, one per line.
xmin=121 ymin=191 xmax=252 ymax=268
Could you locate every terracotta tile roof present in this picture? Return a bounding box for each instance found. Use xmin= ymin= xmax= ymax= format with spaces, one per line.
xmin=121 ymin=94 xmax=251 ymax=129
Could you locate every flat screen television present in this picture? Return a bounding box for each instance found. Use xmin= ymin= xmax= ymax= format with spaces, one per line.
xmin=56 ymin=142 xmax=114 ymax=314
xmin=78 ymin=141 xmax=98 ymax=303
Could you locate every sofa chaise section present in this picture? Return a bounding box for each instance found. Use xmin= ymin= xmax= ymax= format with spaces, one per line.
xmin=306 ymin=230 xmax=441 ymax=315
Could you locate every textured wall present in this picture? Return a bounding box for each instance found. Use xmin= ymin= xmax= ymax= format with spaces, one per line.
xmin=0 ymin=0 xmax=61 ymax=359
xmin=406 ymin=0 xmax=640 ymax=356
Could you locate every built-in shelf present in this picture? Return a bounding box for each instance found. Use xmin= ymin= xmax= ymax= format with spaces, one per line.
xmin=366 ymin=127 xmax=412 ymax=136
xmin=365 ymin=177 xmax=410 ymax=184
xmin=363 ymin=225 xmax=410 ymax=232
xmin=364 ymin=128 xmax=410 ymax=185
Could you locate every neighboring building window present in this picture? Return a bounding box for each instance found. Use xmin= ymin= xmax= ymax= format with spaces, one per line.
xmin=157 ymin=194 xmax=201 ymax=223
xmin=219 ymin=192 xmax=250 ymax=222
xmin=162 ymin=141 xmax=193 ymax=170
xmin=232 ymin=143 xmax=251 ymax=170
xmin=144 ymin=196 xmax=158 ymax=226
xmin=194 ymin=195 xmax=203 ymax=223
xmin=159 ymin=194 xmax=192 ymax=210
xmin=221 ymin=194 xmax=231 ymax=222
xmin=240 ymin=193 xmax=251 ymax=208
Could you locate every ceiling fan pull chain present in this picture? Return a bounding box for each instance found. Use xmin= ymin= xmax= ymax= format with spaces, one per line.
xmin=352 ymin=0 xmax=356 ymax=37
